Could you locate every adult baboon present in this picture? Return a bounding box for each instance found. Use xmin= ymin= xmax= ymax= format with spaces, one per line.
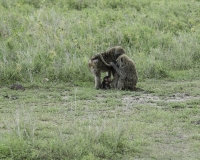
xmin=109 ymin=54 xmax=138 ymax=90
xmin=88 ymin=46 xmax=126 ymax=89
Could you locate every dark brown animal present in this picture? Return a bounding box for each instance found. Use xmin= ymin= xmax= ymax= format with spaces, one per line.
xmin=100 ymin=76 xmax=111 ymax=90
xmin=88 ymin=46 xmax=126 ymax=89
xmin=109 ymin=54 xmax=138 ymax=90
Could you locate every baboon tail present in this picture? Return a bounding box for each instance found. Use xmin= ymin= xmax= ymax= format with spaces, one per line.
xmin=97 ymin=53 xmax=112 ymax=67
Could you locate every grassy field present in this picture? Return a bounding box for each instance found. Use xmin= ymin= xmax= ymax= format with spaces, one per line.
xmin=0 ymin=0 xmax=200 ymax=83
xmin=1 ymin=78 xmax=200 ymax=159
xmin=0 ymin=0 xmax=200 ymax=159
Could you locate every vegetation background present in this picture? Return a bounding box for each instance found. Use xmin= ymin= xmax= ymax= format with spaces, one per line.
xmin=0 ymin=0 xmax=200 ymax=159
xmin=0 ymin=0 xmax=200 ymax=84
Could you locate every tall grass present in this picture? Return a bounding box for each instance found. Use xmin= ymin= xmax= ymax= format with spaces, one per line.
xmin=0 ymin=0 xmax=200 ymax=84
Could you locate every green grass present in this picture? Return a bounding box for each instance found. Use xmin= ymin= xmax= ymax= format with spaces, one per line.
xmin=0 ymin=0 xmax=200 ymax=83
xmin=0 ymin=79 xmax=200 ymax=159
xmin=0 ymin=0 xmax=200 ymax=159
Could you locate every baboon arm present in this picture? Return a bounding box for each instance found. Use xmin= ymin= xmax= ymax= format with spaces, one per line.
xmin=109 ymin=62 xmax=125 ymax=79
xmin=97 ymin=53 xmax=112 ymax=67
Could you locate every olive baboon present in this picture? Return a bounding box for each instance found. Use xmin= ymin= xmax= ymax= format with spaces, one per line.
xmin=109 ymin=54 xmax=138 ymax=90
xmin=100 ymin=76 xmax=111 ymax=90
xmin=88 ymin=46 xmax=126 ymax=89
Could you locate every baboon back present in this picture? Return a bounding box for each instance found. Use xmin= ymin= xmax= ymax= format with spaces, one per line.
xmin=89 ymin=46 xmax=126 ymax=72
xmin=110 ymin=54 xmax=138 ymax=90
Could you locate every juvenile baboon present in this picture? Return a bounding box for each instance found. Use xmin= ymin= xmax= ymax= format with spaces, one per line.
xmin=88 ymin=46 xmax=126 ymax=89
xmin=109 ymin=54 xmax=138 ymax=90
xmin=100 ymin=76 xmax=111 ymax=90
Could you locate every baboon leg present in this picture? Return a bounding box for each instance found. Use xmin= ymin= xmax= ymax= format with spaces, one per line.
xmin=117 ymin=78 xmax=124 ymax=90
xmin=111 ymin=73 xmax=119 ymax=89
xmin=94 ymin=72 xmax=101 ymax=89
xmin=107 ymin=70 xmax=112 ymax=77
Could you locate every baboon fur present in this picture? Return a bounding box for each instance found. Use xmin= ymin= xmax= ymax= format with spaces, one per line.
xmin=88 ymin=46 xmax=126 ymax=89
xmin=110 ymin=54 xmax=138 ymax=90
xmin=100 ymin=76 xmax=111 ymax=90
